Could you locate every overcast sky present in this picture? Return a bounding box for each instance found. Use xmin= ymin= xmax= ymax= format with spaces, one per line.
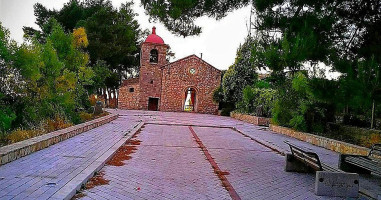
xmin=0 ymin=0 xmax=252 ymax=70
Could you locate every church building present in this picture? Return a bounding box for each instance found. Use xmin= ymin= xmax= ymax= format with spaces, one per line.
xmin=118 ymin=27 xmax=221 ymax=114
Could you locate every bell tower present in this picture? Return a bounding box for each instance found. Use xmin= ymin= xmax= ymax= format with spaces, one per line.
xmin=139 ymin=27 xmax=169 ymax=110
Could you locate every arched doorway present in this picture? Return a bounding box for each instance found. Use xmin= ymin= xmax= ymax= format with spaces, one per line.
xmin=184 ymin=88 xmax=196 ymax=112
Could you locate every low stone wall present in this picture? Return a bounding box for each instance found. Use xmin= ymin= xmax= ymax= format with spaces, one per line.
xmin=327 ymin=123 xmax=381 ymax=148
xmin=230 ymin=112 xmax=270 ymax=126
xmin=0 ymin=113 xmax=119 ymax=166
xmin=269 ymin=124 xmax=370 ymax=156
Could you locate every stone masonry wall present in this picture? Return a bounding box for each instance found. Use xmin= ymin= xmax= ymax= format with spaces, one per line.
xmin=269 ymin=124 xmax=370 ymax=156
xmin=138 ymin=42 xmax=168 ymax=109
xmin=118 ymin=83 xmax=140 ymax=110
xmin=0 ymin=114 xmax=119 ymax=166
xmin=231 ymin=112 xmax=270 ymax=126
xmin=160 ymin=55 xmax=221 ymax=114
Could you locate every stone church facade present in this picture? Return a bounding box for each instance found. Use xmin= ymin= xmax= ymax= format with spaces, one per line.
xmin=118 ymin=27 xmax=221 ymax=114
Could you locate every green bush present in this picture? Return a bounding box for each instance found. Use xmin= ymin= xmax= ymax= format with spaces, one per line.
xmin=0 ymin=107 xmax=16 ymax=135
xmin=272 ymin=72 xmax=335 ymax=133
xmin=237 ymin=84 xmax=277 ymax=117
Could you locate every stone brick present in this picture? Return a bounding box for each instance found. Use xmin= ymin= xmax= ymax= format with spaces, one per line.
xmin=118 ymin=79 xmax=140 ymax=110
xmin=0 ymin=114 xmax=119 ymax=166
xmin=230 ymin=112 xmax=270 ymax=126
xmin=269 ymin=124 xmax=370 ymax=155
xmin=160 ymin=55 xmax=220 ymax=114
xmin=315 ymin=171 xmax=359 ymax=198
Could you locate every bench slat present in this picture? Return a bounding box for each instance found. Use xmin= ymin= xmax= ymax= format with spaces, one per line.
xmin=339 ymin=144 xmax=381 ymax=176
xmin=285 ymin=141 xmax=347 ymax=173
xmin=293 ymin=153 xmax=321 ymax=169
xmin=321 ymin=163 xmax=343 ymax=172
xmin=346 ymin=156 xmax=381 ymax=168
xmin=346 ymin=158 xmax=380 ymax=171
xmin=345 ymin=157 xmax=381 ymax=175
xmin=285 ymin=141 xmax=323 ymax=171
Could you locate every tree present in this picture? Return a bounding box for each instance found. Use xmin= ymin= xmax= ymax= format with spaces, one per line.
xmin=142 ymin=0 xmax=381 ymax=129
xmin=0 ymin=23 xmax=20 ymax=134
xmin=13 ymin=21 xmax=94 ymax=126
xmin=142 ymin=0 xmax=381 ymax=76
xmin=24 ymin=0 xmax=144 ymax=89
xmin=141 ymin=0 xmax=250 ymax=37
xmin=222 ymin=37 xmax=257 ymax=104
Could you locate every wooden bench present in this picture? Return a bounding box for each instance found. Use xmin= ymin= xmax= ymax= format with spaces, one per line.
xmin=284 ymin=141 xmax=359 ymax=197
xmin=284 ymin=141 xmax=342 ymax=172
xmin=339 ymin=144 xmax=381 ymax=176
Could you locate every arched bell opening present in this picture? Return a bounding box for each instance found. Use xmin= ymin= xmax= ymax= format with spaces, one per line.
xmin=150 ymin=49 xmax=158 ymax=63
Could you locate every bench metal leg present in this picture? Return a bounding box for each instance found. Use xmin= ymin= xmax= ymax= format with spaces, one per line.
xmin=285 ymin=153 xmax=314 ymax=173
xmin=339 ymin=154 xmax=372 ymax=174
xmin=315 ymin=171 xmax=359 ymax=197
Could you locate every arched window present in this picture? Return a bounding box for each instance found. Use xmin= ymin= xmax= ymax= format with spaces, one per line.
xmin=150 ymin=49 xmax=158 ymax=63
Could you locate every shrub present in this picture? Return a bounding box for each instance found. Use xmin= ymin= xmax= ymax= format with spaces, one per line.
xmin=272 ymin=72 xmax=335 ymax=133
xmin=212 ymin=86 xmax=224 ymax=104
xmin=89 ymin=94 xmax=97 ymax=106
xmin=79 ymin=112 xmax=94 ymax=122
xmin=236 ymin=85 xmax=277 ymax=117
xmin=43 ymin=115 xmax=73 ymax=133
xmin=0 ymin=107 xmax=16 ymax=134
xmin=7 ymin=129 xmax=43 ymax=144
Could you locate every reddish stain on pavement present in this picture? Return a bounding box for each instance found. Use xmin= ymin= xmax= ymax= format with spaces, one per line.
xmin=106 ymin=131 xmax=142 ymax=166
xmin=71 ymin=171 xmax=110 ymax=199
xmin=71 ymin=192 xmax=86 ymax=199
xmin=127 ymin=139 xmax=141 ymax=145
xmin=73 ymin=130 xmax=143 ymax=199
xmin=85 ymin=171 xmax=110 ymax=189
xmin=106 ymin=139 xmax=141 ymax=166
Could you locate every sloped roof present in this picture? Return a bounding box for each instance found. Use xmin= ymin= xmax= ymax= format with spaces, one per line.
xmin=121 ymin=78 xmax=139 ymax=86
xmin=162 ymin=54 xmax=221 ymax=72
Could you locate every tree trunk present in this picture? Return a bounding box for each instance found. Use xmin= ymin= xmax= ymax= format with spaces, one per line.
xmin=371 ymin=99 xmax=375 ymax=129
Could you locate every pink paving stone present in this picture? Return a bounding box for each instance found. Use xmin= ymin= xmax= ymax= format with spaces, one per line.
xmin=81 ymin=124 xmax=231 ymax=200
xmin=0 ymin=109 xmax=379 ymax=199
xmin=78 ymin=110 xmax=369 ymax=199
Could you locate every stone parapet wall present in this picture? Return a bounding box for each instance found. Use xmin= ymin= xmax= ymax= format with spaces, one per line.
xmin=231 ymin=112 xmax=270 ymax=126
xmin=269 ymin=124 xmax=370 ymax=156
xmin=0 ymin=113 xmax=119 ymax=166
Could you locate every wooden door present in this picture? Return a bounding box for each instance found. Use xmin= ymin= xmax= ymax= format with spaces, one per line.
xmin=148 ymin=98 xmax=159 ymax=111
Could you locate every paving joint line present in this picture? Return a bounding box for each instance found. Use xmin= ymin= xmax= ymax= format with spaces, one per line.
xmin=146 ymin=122 xmax=287 ymax=156
xmin=188 ymin=126 xmax=241 ymax=200
xmin=139 ymin=144 xmax=199 ymax=148
xmin=145 ymin=122 xmax=232 ymax=129
xmin=233 ymin=127 xmax=286 ymax=156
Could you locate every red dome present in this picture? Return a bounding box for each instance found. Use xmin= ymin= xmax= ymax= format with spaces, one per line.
xmin=145 ymin=27 xmax=164 ymax=44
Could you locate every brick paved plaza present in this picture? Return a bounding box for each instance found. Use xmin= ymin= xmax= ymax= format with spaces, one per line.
xmin=0 ymin=110 xmax=380 ymax=199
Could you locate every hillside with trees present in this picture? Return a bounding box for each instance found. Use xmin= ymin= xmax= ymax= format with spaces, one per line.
xmin=0 ymin=0 xmax=143 ymax=145
xmin=141 ymin=0 xmax=381 ymax=145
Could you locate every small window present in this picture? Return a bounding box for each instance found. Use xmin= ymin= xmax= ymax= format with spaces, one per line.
xmin=129 ymin=88 xmax=134 ymax=92
xmin=150 ymin=49 xmax=158 ymax=63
